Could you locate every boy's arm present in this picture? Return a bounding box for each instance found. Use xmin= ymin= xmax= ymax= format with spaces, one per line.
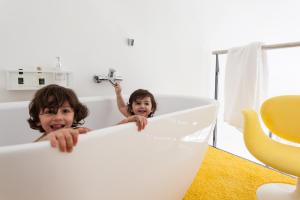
xmin=34 ymin=127 xmax=90 ymax=153
xmin=114 ymin=82 xmax=129 ymax=117
xmin=34 ymin=133 xmax=47 ymax=142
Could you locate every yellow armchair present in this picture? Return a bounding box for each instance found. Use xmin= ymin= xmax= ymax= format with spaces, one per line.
xmin=243 ymin=95 xmax=300 ymax=200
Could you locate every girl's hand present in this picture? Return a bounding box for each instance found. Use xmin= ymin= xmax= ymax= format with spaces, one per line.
xmin=40 ymin=127 xmax=90 ymax=153
xmin=127 ymin=115 xmax=148 ymax=131
xmin=114 ymin=82 xmax=122 ymax=95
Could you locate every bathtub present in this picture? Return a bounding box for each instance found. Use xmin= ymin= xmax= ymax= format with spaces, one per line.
xmin=0 ymin=95 xmax=218 ymax=200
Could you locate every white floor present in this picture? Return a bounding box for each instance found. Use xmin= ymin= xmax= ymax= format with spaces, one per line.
xmin=208 ymin=122 xmax=261 ymax=164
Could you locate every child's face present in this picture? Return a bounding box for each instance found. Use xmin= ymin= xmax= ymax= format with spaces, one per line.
xmin=131 ymin=96 xmax=153 ymax=117
xmin=38 ymin=101 xmax=75 ymax=133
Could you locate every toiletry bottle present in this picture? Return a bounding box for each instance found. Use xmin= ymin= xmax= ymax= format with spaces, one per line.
xmin=18 ymin=68 xmax=24 ymax=85
xmin=37 ymin=66 xmax=45 ymax=86
xmin=56 ymin=56 xmax=61 ymax=71
xmin=54 ymin=56 xmax=66 ymax=86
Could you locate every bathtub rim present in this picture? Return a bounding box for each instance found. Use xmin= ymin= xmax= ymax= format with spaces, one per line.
xmin=0 ymin=95 xmax=218 ymax=152
xmin=0 ymin=94 xmax=215 ymax=106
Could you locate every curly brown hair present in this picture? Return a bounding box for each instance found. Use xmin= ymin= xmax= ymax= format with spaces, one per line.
xmin=127 ymin=89 xmax=157 ymax=117
xmin=27 ymin=84 xmax=89 ymax=132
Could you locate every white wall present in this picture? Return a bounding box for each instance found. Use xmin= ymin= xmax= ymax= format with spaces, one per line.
xmin=205 ymin=0 xmax=300 ymax=89
xmin=1 ymin=0 xmax=300 ymax=103
xmin=0 ymin=0 xmax=213 ymax=102
xmin=200 ymin=0 xmax=300 ymax=113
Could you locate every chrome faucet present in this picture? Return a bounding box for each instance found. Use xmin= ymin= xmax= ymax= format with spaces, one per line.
xmin=94 ymin=68 xmax=123 ymax=86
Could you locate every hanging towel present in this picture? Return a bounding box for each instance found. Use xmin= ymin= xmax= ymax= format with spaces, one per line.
xmin=224 ymin=42 xmax=268 ymax=130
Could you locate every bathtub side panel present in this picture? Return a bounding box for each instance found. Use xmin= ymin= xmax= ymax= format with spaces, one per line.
xmin=83 ymin=99 xmax=124 ymax=129
xmin=0 ymin=103 xmax=38 ymax=146
xmin=0 ymin=95 xmax=213 ymax=146
xmin=0 ymin=97 xmax=121 ymax=146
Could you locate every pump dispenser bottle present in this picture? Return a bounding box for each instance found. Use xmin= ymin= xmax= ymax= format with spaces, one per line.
xmin=17 ymin=68 xmax=24 ymax=85
xmin=36 ymin=66 xmax=45 ymax=86
xmin=56 ymin=56 xmax=61 ymax=71
xmin=54 ymin=56 xmax=66 ymax=86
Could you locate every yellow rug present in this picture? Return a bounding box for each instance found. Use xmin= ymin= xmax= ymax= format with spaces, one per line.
xmin=183 ymin=146 xmax=296 ymax=200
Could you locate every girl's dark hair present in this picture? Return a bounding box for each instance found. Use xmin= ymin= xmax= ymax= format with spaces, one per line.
xmin=27 ymin=84 xmax=89 ymax=132
xmin=127 ymin=89 xmax=157 ymax=117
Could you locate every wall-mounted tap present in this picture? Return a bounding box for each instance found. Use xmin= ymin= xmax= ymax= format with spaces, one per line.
xmin=94 ymin=68 xmax=123 ymax=86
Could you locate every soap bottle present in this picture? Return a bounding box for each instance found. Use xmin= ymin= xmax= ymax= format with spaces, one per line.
xmin=17 ymin=68 xmax=24 ymax=85
xmin=36 ymin=66 xmax=45 ymax=86
xmin=54 ymin=56 xmax=66 ymax=86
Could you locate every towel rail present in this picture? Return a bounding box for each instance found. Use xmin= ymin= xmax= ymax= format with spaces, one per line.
xmin=212 ymin=41 xmax=300 ymax=55
xmin=211 ymin=41 xmax=300 ymax=147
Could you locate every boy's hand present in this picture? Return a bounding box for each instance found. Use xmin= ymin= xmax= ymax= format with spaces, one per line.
xmin=41 ymin=127 xmax=90 ymax=153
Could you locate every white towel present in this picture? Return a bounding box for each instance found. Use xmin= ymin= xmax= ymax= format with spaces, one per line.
xmin=224 ymin=42 xmax=268 ymax=130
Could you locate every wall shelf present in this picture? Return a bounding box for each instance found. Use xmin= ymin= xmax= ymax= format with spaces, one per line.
xmin=6 ymin=69 xmax=72 ymax=90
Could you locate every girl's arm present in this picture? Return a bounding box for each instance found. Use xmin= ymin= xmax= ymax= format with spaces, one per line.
xmin=118 ymin=115 xmax=148 ymax=131
xmin=114 ymin=82 xmax=129 ymax=117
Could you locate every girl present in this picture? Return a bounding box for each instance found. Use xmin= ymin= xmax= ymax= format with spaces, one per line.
xmin=114 ymin=82 xmax=157 ymax=131
xmin=28 ymin=84 xmax=90 ymax=153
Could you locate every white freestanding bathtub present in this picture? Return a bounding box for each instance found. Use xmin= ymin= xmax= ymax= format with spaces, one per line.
xmin=0 ymin=95 xmax=218 ymax=200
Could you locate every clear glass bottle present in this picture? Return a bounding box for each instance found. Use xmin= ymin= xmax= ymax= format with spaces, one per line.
xmin=54 ymin=56 xmax=66 ymax=86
